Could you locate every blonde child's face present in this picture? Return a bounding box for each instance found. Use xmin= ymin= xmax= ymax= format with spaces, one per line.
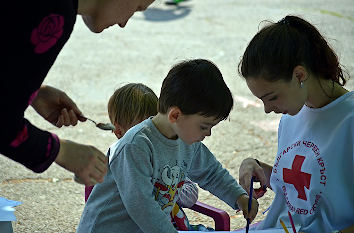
xmin=174 ymin=114 xmax=221 ymax=145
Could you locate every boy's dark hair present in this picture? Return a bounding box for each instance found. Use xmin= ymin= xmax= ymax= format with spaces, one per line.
xmin=158 ymin=59 xmax=233 ymax=120
xmin=238 ymin=15 xmax=349 ymax=86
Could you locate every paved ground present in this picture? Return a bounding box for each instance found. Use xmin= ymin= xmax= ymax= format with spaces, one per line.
xmin=1 ymin=0 xmax=353 ymax=232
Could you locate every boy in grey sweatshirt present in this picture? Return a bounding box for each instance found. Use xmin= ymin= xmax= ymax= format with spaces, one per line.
xmin=77 ymin=59 xmax=258 ymax=233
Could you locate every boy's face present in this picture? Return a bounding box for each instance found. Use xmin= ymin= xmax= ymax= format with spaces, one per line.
xmin=174 ymin=114 xmax=221 ymax=145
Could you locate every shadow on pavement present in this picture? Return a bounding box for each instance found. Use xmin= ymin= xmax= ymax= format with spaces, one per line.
xmin=142 ymin=5 xmax=192 ymax=22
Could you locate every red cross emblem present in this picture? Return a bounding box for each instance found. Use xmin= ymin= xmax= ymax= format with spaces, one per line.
xmin=283 ymin=155 xmax=311 ymax=200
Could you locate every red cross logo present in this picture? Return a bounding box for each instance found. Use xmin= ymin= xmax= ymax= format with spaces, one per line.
xmin=283 ymin=155 xmax=311 ymax=201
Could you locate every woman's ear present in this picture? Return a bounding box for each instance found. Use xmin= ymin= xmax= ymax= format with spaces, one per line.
xmin=167 ymin=106 xmax=182 ymax=123
xmin=292 ymin=65 xmax=308 ymax=83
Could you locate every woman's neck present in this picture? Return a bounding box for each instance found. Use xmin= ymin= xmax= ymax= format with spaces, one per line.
xmin=305 ymin=77 xmax=348 ymax=108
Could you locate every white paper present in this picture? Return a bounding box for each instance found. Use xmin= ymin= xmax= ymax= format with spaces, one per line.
xmin=0 ymin=197 xmax=22 ymax=221
xmin=178 ymin=225 xmax=301 ymax=233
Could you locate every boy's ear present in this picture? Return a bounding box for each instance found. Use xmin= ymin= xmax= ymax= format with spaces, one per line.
xmin=292 ymin=65 xmax=308 ymax=83
xmin=167 ymin=106 xmax=182 ymax=123
xmin=113 ymin=123 xmax=124 ymax=139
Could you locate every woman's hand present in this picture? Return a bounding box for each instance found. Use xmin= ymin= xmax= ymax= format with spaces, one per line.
xmin=239 ymin=158 xmax=270 ymax=199
xmin=55 ymin=139 xmax=108 ymax=186
xmin=31 ymin=85 xmax=86 ymax=127
xmin=236 ymin=194 xmax=259 ymax=223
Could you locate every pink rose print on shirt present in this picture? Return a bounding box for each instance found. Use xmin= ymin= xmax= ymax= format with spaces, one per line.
xmin=31 ymin=14 xmax=64 ymax=54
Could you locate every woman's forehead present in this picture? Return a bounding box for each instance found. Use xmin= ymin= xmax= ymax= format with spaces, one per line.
xmin=246 ymin=77 xmax=285 ymax=98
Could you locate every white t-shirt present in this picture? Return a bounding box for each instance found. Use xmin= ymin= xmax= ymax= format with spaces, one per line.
xmin=257 ymin=91 xmax=354 ymax=233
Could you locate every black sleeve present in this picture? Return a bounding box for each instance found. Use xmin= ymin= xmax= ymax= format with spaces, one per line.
xmin=0 ymin=0 xmax=77 ymax=172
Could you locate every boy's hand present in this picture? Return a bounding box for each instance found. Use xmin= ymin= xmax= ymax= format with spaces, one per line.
xmin=236 ymin=194 xmax=259 ymax=222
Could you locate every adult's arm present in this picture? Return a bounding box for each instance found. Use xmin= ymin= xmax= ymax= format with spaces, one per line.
xmin=1 ymin=0 xmax=78 ymax=172
xmin=0 ymin=85 xmax=107 ymax=185
xmin=0 ymin=85 xmax=84 ymax=173
xmin=0 ymin=103 xmax=61 ymax=173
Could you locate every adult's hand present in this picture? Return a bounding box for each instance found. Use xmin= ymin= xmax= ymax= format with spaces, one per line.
xmin=31 ymin=85 xmax=86 ymax=127
xmin=239 ymin=158 xmax=270 ymax=199
xmin=55 ymin=139 xmax=108 ymax=186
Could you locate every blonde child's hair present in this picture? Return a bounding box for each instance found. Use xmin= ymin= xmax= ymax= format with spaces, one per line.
xmin=108 ymin=83 xmax=158 ymax=129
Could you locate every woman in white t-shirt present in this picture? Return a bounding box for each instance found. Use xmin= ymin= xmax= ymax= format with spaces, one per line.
xmin=237 ymin=15 xmax=353 ymax=233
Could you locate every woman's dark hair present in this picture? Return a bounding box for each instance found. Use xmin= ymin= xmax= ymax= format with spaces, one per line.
xmin=238 ymin=15 xmax=348 ymax=86
xmin=158 ymin=59 xmax=233 ymax=120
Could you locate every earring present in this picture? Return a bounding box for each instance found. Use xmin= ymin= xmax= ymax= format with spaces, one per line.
xmin=300 ymin=81 xmax=304 ymax=88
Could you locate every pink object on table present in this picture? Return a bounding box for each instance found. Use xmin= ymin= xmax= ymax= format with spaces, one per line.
xmin=190 ymin=201 xmax=230 ymax=231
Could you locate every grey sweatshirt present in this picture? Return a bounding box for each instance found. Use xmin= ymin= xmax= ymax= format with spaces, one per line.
xmin=77 ymin=118 xmax=246 ymax=233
